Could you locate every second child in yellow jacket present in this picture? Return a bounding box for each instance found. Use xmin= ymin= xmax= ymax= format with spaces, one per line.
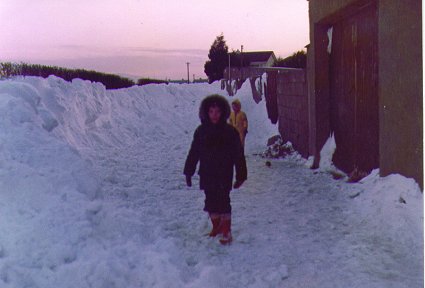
xmin=229 ymin=99 xmax=248 ymax=147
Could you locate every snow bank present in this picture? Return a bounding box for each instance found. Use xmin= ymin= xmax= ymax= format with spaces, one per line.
xmin=339 ymin=170 xmax=424 ymax=286
xmin=318 ymin=132 xmax=422 ymax=253
xmin=0 ymin=79 xmax=100 ymax=287
xmin=356 ymin=170 xmax=423 ymax=246
xmin=13 ymin=75 xmax=275 ymax=156
xmin=0 ymin=75 xmax=277 ymax=287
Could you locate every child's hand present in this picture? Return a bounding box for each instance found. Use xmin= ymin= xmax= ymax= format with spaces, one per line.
xmin=233 ymin=180 xmax=244 ymax=189
xmin=185 ymin=175 xmax=192 ymax=187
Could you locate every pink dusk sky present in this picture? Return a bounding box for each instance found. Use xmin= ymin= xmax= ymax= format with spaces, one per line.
xmin=0 ymin=0 xmax=309 ymax=80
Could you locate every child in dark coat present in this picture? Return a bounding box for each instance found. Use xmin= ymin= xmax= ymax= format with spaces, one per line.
xmin=184 ymin=94 xmax=247 ymax=244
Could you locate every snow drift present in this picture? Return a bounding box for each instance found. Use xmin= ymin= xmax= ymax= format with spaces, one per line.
xmin=0 ymin=75 xmax=279 ymax=287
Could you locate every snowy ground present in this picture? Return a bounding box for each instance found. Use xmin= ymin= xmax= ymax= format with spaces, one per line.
xmin=0 ymin=76 xmax=422 ymax=287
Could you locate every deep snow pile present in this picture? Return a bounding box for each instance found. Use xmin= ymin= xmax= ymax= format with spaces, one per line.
xmin=0 ymin=75 xmax=422 ymax=287
xmin=0 ymin=76 xmax=278 ymax=287
xmin=0 ymin=79 xmax=99 ymax=286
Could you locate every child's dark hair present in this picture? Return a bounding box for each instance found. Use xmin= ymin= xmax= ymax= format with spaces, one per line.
xmin=199 ymin=94 xmax=231 ymax=124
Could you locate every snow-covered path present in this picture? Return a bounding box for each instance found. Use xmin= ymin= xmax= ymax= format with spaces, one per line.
xmin=91 ymin=140 xmax=423 ymax=288
xmin=0 ymin=76 xmax=422 ymax=287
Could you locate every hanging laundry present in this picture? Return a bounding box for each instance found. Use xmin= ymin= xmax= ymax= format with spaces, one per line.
xmin=255 ymin=75 xmax=263 ymax=96
xmin=249 ymin=76 xmax=262 ymax=104
xmin=221 ymin=79 xmax=226 ymax=90
xmin=231 ymin=79 xmax=239 ymax=95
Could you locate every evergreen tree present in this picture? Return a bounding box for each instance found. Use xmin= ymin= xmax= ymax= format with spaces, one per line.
xmin=204 ymin=34 xmax=229 ymax=83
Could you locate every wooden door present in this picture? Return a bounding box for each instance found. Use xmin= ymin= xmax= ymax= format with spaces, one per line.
xmin=329 ymin=3 xmax=379 ymax=174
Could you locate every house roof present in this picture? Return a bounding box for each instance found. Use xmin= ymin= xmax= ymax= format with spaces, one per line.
xmin=228 ymin=51 xmax=276 ymax=66
xmin=242 ymin=51 xmax=276 ymax=63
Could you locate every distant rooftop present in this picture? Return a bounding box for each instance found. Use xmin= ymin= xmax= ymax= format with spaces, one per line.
xmin=228 ymin=51 xmax=276 ymax=67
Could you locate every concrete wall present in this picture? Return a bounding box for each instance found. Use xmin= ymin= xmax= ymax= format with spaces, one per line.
xmin=309 ymin=0 xmax=357 ymax=23
xmin=308 ymin=0 xmax=423 ymax=187
xmin=378 ymin=0 xmax=423 ymax=187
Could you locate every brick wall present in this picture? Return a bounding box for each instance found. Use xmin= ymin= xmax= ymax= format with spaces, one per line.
xmin=274 ymin=69 xmax=309 ymax=157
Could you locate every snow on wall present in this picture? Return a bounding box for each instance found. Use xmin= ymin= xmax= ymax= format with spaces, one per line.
xmin=319 ymin=132 xmax=337 ymax=171
xmin=327 ymin=26 xmax=333 ymax=54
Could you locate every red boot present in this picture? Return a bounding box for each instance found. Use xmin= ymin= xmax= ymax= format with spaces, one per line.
xmin=209 ymin=214 xmax=221 ymax=237
xmin=219 ymin=215 xmax=232 ymax=245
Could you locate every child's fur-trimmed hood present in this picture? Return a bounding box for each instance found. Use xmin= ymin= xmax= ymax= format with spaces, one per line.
xmin=199 ymin=94 xmax=231 ymax=124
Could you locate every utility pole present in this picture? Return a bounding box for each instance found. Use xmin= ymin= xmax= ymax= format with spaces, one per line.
xmin=186 ymin=62 xmax=190 ymax=84
xmin=241 ymin=45 xmax=244 ymax=67
xmin=240 ymin=45 xmax=244 ymax=80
